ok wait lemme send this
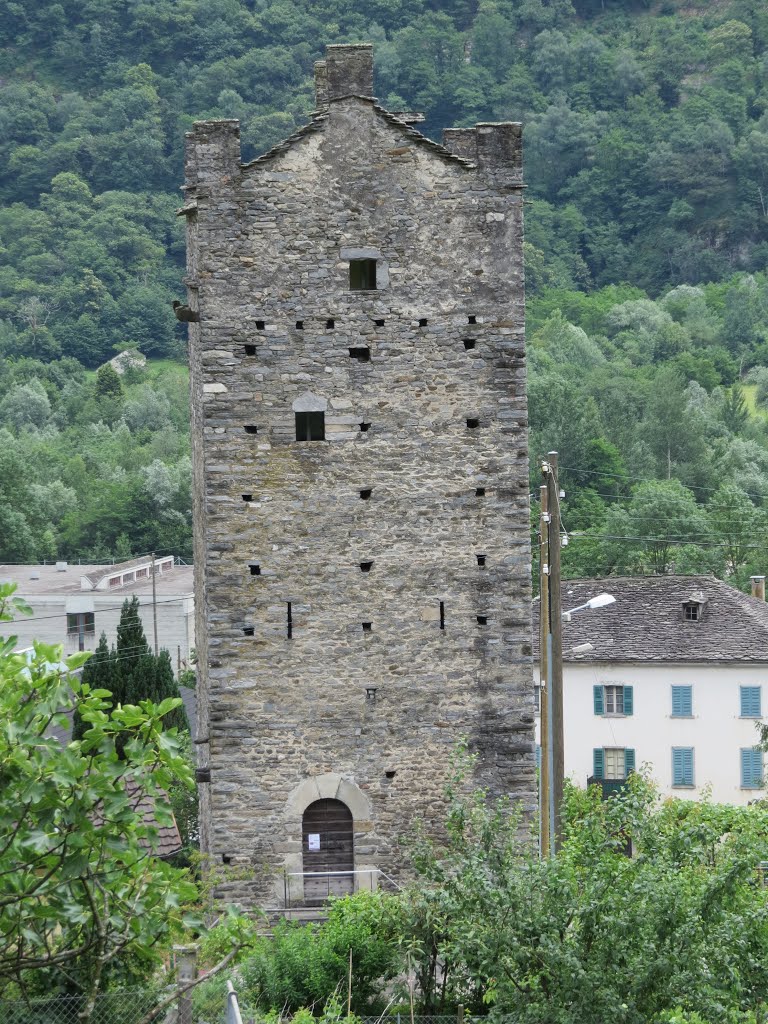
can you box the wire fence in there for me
[0,989,163,1024]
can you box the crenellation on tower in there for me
[182,42,535,907]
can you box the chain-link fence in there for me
[0,989,164,1024]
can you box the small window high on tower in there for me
[349,259,377,290]
[296,411,325,441]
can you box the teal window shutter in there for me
[535,744,541,769]
[593,748,604,779]
[624,685,633,716]
[624,748,636,777]
[741,686,762,718]
[672,685,692,717]
[673,747,694,786]
[593,685,604,715]
[741,748,763,788]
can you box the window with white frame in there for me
[593,684,633,716]
[593,747,636,781]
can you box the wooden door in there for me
[301,799,354,905]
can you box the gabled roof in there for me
[240,96,477,174]
[536,576,768,663]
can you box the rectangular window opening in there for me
[671,685,692,717]
[468,315,477,324]
[476,554,487,567]
[244,344,257,356]
[287,602,292,639]
[295,320,304,330]
[605,685,624,715]
[742,747,763,788]
[256,320,265,330]
[242,494,253,502]
[604,747,626,780]
[439,601,445,630]
[295,411,325,441]
[360,422,371,432]
[242,626,254,636]
[672,747,695,787]
[374,318,385,327]
[467,418,480,429]
[362,621,372,632]
[475,487,486,497]
[418,318,428,327]
[326,318,335,329]
[67,612,95,652]
[463,338,476,350]
[249,563,261,576]
[360,488,372,500]
[349,259,377,290]
[477,615,488,625]
[360,561,373,572]
[741,685,762,718]
[244,425,258,434]
[349,347,371,362]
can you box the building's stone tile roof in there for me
[537,575,768,663]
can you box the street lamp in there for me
[563,592,616,621]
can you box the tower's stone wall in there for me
[183,44,534,905]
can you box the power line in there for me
[558,465,768,503]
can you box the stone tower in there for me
[181,43,534,907]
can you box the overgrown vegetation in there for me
[196,772,768,1024]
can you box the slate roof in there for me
[535,576,768,663]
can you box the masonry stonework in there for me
[182,43,535,906]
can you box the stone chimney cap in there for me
[324,43,374,102]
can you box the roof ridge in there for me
[238,97,477,173]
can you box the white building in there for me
[0,556,195,670]
[536,576,768,806]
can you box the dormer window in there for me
[682,591,707,621]
[683,602,700,621]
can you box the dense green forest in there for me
[3,0,768,580]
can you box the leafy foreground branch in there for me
[213,772,768,1024]
[0,584,255,1017]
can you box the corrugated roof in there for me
[535,576,768,663]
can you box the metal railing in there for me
[281,867,402,912]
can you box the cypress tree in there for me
[73,598,188,747]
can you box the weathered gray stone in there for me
[182,42,534,908]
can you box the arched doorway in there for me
[302,799,354,905]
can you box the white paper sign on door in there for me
[308,833,320,851]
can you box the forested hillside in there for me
[3,0,768,581]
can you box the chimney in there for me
[751,575,765,601]
[184,120,241,189]
[313,60,329,110]
[474,122,523,186]
[324,44,374,102]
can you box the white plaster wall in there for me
[11,597,195,670]
[536,662,768,806]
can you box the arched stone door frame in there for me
[281,773,374,907]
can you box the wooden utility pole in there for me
[151,551,159,656]
[539,481,551,858]
[546,452,564,851]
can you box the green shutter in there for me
[624,748,636,777]
[742,747,763,788]
[624,685,633,716]
[672,748,681,784]
[593,685,604,715]
[593,748,604,780]
[673,747,694,786]
[741,686,762,718]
